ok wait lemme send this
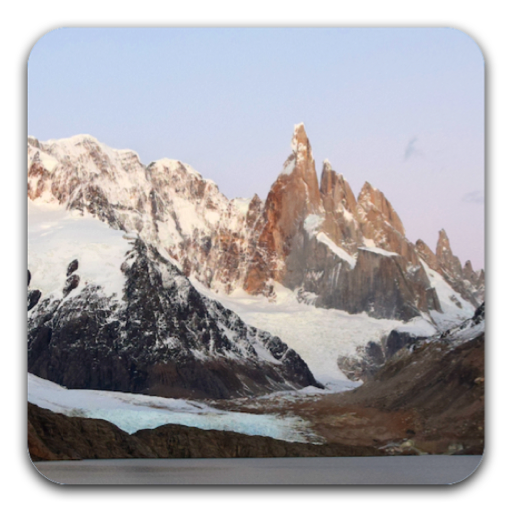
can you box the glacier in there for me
[28,374,323,444]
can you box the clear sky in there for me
[28,28,485,269]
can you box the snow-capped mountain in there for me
[27,202,319,399]
[27,127,484,394]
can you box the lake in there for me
[33,455,482,485]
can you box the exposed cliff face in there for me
[319,161,361,253]
[27,125,483,323]
[241,127,443,321]
[244,123,324,295]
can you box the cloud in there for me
[404,137,423,161]
[462,190,485,204]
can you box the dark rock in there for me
[385,330,423,359]
[66,259,79,276]
[62,274,80,296]
[27,289,41,311]
[473,302,485,324]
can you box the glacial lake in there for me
[33,455,482,485]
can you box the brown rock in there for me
[415,239,440,271]
[319,161,361,253]
[244,124,323,293]
[28,403,155,461]
[436,229,464,279]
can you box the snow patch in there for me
[420,259,475,328]
[38,151,59,173]
[394,316,437,337]
[303,214,324,237]
[151,158,201,178]
[316,233,356,268]
[359,246,398,257]
[232,197,251,216]
[280,157,296,176]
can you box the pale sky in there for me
[28,28,485,269]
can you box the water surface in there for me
[33,455,482,485]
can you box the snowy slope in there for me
[27,198,319,399]
[420,260,475,329]
[28,200,131,300]
[190,279,437,388]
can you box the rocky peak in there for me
[290,122,309,156]
[463,260,474,274]
[318,160,361,252]
[415,239,440,271]
[353,181,419,266]
[430,229,483,307]
[462,260,478,286]
[436,229,463,278]
[27,128,483,323]
[28,136,40,149]
[243,125,324,294]
[320,160,358,215]
[277,124,322,213]
[357,182,405,237]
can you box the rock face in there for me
[27,126,483,323]
[27,238,320,399]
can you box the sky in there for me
[28,28,485,269]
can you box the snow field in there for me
[191,279,425,388]
[28,200,131,300]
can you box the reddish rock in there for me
[415,239,440,271]
[244,123,323,293]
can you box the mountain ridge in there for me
[27,125,483,323]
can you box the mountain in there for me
[27,126,484,397]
